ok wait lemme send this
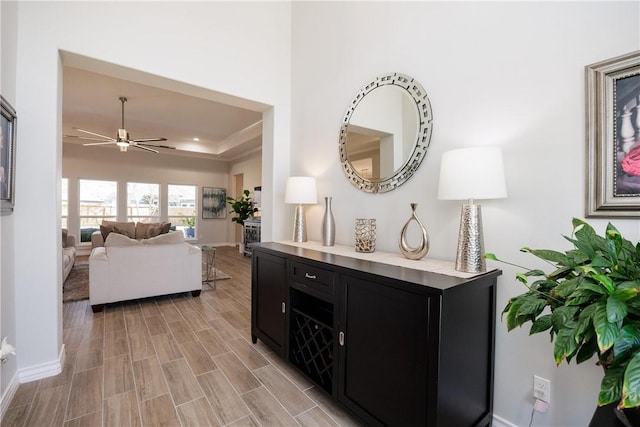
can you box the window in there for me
[79,179,117,242]
[127,182,160,224]
[168,184,196,237]
[61,178,68,229]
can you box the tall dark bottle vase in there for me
[322,196,335,246]
[399,203,429,260]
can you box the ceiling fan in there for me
[65,97,176,153]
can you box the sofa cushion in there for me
[141,231,184,245]
[105,232,142,247]
[101,221,136,240]
[135,222,172,239]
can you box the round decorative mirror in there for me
[339,73,433,193]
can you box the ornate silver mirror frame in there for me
[339,73,433,193]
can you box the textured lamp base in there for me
[292,204,307,242]
[455,203,486,273]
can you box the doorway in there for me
[234,173,244,245]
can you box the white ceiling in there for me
[62,66,263,161]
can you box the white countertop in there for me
[275,240,494,279]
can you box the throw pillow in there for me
[160,222,172,235]
[101,221,135,240]
[112,225,132,237]
[146,224,164,238]
[135,222,152,240]
[104,232,142,247]
[135,222,172,239]
[62,228,68,248]
[141,231,185,245]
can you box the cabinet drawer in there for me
[290,260,335,295]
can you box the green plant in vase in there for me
[226,189,257,226]
[181,216,195,238]
[485,218,640,423]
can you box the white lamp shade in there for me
[285,176,318,204]
[438,147,507,200]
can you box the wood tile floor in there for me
[3,246,362,427]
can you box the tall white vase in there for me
[322,196,335,246]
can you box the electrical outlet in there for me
[533,375,551,403]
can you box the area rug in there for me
[62,262,231,302]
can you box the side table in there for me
[200,245,217,289]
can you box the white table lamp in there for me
[285,176,318,242]
[438,147,507,273]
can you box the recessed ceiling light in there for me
[193,137,200,142]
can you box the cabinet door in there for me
[338,274,432,427]
[251,250,287,356]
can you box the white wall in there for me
[0,0,19,414]
[291,2,640,426]
[63,143,236,248]
[12,0,291,388]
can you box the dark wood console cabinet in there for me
[251,242,501,427]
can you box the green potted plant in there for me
[181,216,195,238]
[227,189,258,253]
[485,218,640,425]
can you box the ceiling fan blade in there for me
[131,137,168,143]
[73,127,115,140]
[83,141,118,146]
[64,135,115,142]
[138,143,176,150]
[131,144,159,154]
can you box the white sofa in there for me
[89,232,201,312]
[62,229,77,282]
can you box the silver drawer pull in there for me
[339,331,345,346]
[305,272,317,279]
[282,302,286,314]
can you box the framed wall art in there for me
[202,187,227,219]
[1,96,17,215]
[586,50,640,217]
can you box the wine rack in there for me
[289,289,334,393]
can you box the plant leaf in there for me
[591,255,613,268]
[607,296,628,323]
[551,306,579,331]
[613,323,640,358]
[576,338,598,364]
[516,296,547,318]
[524,248,571,265]
[613,287,640,301]
[505,298,526,331]
[592,273,616,294]
[622,351,640,408]
[529,315,552,335]
[575,304,597,342]
[598,366,624,406]
[578,280,608,295]
[554,278,580,298]
[594,301,621,352]
[554,328,577,364]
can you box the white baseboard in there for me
[17,344,65,383]
[0,370,19,422]
[493,414,518,427]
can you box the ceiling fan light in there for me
[119,145,128,152]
